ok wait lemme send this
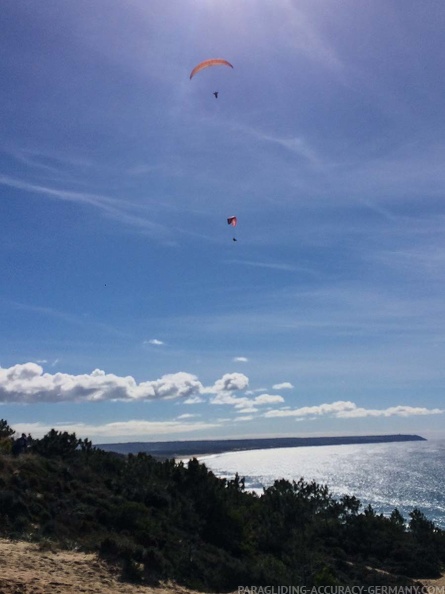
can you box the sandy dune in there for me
[0,539,199,594]
[1,537,444,592]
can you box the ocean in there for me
[198,438,445,529]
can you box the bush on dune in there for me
[0,421,444,590]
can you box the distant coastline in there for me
[98,433,426,458]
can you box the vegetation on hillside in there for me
[1,419,444,591]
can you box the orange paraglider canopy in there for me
[227,216,237,227]
[190,59,233,79]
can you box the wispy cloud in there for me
[272,382,294,390]
[334,143,445,204]
[279,0,346,75]
[11,419,222,441]
[264,401,443,420]
[184,396,206,405]
[169,284,445,343]
[2,146,92,175]
[0,174,120,209]
[145,339,165,346]
[36,358,60,367]
[0,174,169,237]
[242,126,323,167]
[1,298,130,339]
[211,387,284,411]
[227,259,301,273]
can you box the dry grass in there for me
[0,537,443,592]
[0,538,202,594]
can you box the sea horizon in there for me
[198,438,445,530]
[98,432,426,458]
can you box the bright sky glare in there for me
[1,1,445,442]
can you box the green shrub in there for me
[0,418,444,590]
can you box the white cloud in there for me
[0,363,254,407]
[272,382,294,390]
[11,419,222,441]
[265,401,357,418]
[233,356,248,363]
[212,392,248,406]
[145,339,164,346]
[0,363,204,403]
[264,400,444,420]
[7,364,439,426]
[235,407,258,414]
[214,393,284,413]
[254,394,285,405]
[183,396,206,405]
[336,405,444,419]
[210,372,249,394]
[245,388,268,396]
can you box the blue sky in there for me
[1,0,445,442]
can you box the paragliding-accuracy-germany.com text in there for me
[237,585,445,594]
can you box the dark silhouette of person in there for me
[12,433,28,456]
[213,91,219,98]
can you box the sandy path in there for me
[1,538,444,592]
[0,539,198,594]
[421,575,445,587]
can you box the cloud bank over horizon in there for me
[1,363,442,442]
